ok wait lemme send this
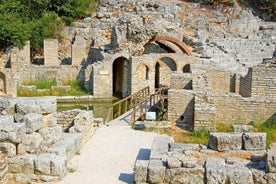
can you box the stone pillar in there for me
[72,44,86,66]
[44,39,59,66]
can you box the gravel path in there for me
[58,120,157,184]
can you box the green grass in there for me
[23,79,56,89]
[253,118,276,149]
[18,79,89,97]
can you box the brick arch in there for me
[149,35,192,56]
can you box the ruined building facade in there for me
[0,0,275,130]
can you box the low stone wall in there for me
[57,109,81,131]
[0,97,99,183]
[134,132,276,184]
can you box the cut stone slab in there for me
[167,157,182,169]
[134,160,149,183]
[47,133,80,160]
[23,113,43,133]
[165,166,204,184]
[208,133,242,151]
[148,159,166,184]
[169,143,200,152]
[242,133,266,150]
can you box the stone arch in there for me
[137,64,150,80]
[159,56,177,71]
[0,72,7,96]
[183,64,191,73]
[149,35,192,56]
[112,57,130,98]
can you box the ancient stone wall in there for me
[0,97,98,183]
[212,92,276,125]
[134,133,276,184]
[168,89,194,130]
[0,152,8,184]
[44,39,59,66]
[57,109,81,131]
[251,65,276,99]
[170,73,192,90]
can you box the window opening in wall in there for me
[145,66,149,80]
[183,64,191,73]
[155,63,160,88]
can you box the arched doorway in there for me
[113,57,130,98]
[155,63,160,88]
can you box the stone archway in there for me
[112,57,130,98]
[148,35,192,56]
[0,72,6,96]
[183,64,191,73]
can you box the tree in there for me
[0,0,97,51]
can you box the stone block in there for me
[242,133,266,150]
[148,159,166,183]
[35,153,66,177]
[0,143,16,157]
[47,133,80,160]
[180,156,197,168]
[169,143,200,152]
[38,126,62,146]
[206,165,227,184]
[264,173,276,183]
[167,157,182,169]
[1,122,25,143]
[134,160,149,183]
[0,98,16,114]
[165,167,204,184]
[267,143,276,173]
[208,133,242,151]
[151,135,173,151]
[43,114,57,127]
[15,97,56,115]
[23,113,43,133]
[226,165,254,184]
[19,132,43,154]
[232,124,253,133]
[8,155,36,174]
[251,169,267,184]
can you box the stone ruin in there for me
[0,97,101,183]
[0,0,275,182]
[134,132,276,184]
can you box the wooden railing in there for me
[105,86,150,123]
[131,87,169,124]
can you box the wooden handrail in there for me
[131,86,169,124]
[105,86,150,123]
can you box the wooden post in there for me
[118,103,121,116]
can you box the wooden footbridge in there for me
[105,86,169,124]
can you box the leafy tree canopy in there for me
[0,0,97,51]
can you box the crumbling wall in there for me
[0,97,99,183]
[134,133,276,184]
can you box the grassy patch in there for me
[23,79,56,89]
[252,119,276,149]
[68,167,77,173]
[18,79,89,97]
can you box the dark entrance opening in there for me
[155,62,160,88]
[113,57,129,98]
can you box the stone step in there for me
[47,133,80,161]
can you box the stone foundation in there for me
[134,133,276,184]
[0,97,99,183]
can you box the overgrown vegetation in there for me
[0,0,97,52]
[18,79,88,97]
